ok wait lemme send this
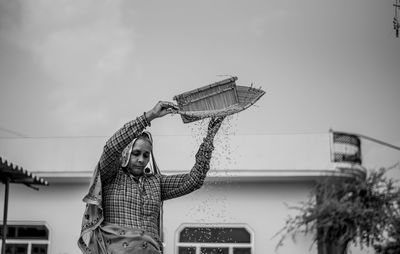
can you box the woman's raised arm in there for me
[161,116,225,200]
[99,101,178,184]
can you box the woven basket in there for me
[173,77,265,123]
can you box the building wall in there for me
[0,182,87,254]
[1,179,317,254]
[163,180,317,254]
[0,133,334,173]
[0,179,374,254]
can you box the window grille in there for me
[176,224,253,254]
[331,132,362,164]
[0,224,49,254]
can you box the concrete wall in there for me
[163,180,317,254]
[0,179,317,254]
[0,182,87,254]
[0,179,375,254]
[0,133,334,173]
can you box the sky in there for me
[0,0,399,173]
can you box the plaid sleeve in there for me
[160,138,214,201]
[99,115,150,184]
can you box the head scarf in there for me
[121,131,155,175]
[78,131,163,253]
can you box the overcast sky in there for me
[0,0,399,171]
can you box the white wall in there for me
[0,179,375,254]
[1,180,317,254]
[0,182,88,254]
[0,133,334,173]
[163,180,317,254]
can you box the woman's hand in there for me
[205,116,225,140]
[195,116,225,163]
[145,101,179,123]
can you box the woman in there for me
[78,101,225,254]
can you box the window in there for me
[176,224,253,254]
[332,132,362,164]
[0,224,49,254]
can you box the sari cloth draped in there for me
[92,222,161,254]
[78,163,104,253]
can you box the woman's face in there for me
[128,138,152,176]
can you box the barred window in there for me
[0,224,49,254]
[177,224,253,254]
[332,132,362,164]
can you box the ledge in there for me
[33,166,366,184]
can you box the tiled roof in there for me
[0,156,49,186]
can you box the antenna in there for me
[394,0,400,37]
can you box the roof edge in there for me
[33,167,366,184]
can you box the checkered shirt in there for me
[99,115,213,245]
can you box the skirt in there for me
[90,222,162,254]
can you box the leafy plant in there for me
[275,167,400,254]
[374,209,400,254]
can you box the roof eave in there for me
[34,166,366,184]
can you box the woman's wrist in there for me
[204,133,216,143]
[144,110,157,123]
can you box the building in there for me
[0,131,370,254]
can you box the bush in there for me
[374,215,400,254]
[275,167,400,254]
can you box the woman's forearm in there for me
[98,115,149,180]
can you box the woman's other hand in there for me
[205,116,225,140]
[146,101,178,123]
